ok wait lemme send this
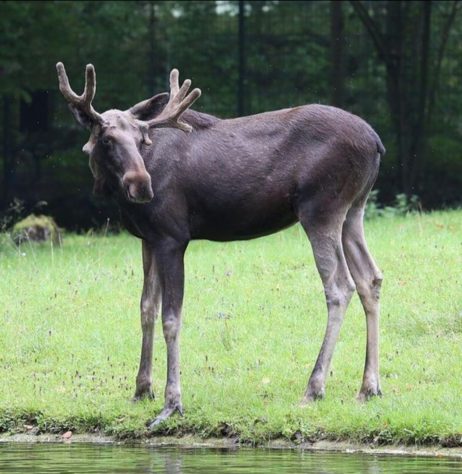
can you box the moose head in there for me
[56,63,201,203]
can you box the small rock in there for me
[62,431,73,439]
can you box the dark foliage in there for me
[0,1,461,229]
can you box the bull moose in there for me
[56,63,384,428]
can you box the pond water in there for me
[0,444,460,473]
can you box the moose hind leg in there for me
[342,206,383,401]
[300,208,356,403]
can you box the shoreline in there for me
[1,433,461,459]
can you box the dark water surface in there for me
[0,444,461,473]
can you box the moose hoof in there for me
[147,403,184,430]
[357,386,382,403]
[300,390,325,406]
[132,387,155,402]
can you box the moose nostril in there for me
[122,172,153,203]
[138,183,154,201]
[126,183,136,200]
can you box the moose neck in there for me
[113,109,219,242]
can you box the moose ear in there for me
[82,128,99,156]
[128,92,170,121]
[68,104,94,130]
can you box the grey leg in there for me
[343,206,383,401]
[300,209,356,403]
[148,239,187,428]
[134,240,162,400]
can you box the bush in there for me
[365,190,421,219]
[11,214,62,246]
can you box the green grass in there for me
[0,211,461,446]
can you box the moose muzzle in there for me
[122,170,154,204]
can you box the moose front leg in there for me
[147,239,187,429]
[134,241,161,400]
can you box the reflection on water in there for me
[0,444,460,474]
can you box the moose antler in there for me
[56,62,103,125]
[146,69,201,133]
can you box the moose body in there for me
[121,105,382,242]
[57,64,384,427]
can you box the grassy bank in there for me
[0,211,461,446]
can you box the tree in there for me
[350,0,460,196]
[330,1,345,107]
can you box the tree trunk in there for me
[330,1,345,107]
[352,0,434,196]
[237,0,246,116]
[2,96,14,203]
[384,1,409,193]
[147,2,157,95]
[408,1,432,193]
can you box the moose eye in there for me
[101,137,111,146]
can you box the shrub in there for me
[11,214,62,246]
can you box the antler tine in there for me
[146,69,201,133]
[83,64,97,103]
[169,69,180,97]
[178,87,201,113]
[176,78,192,101]
[82,64,102,122]
[56,62,80,102]
[56,62,103,124]
[170,69,193,102]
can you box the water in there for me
[0,444,460,473]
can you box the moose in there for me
[56,63,385,428]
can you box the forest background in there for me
[1,1,461,229]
